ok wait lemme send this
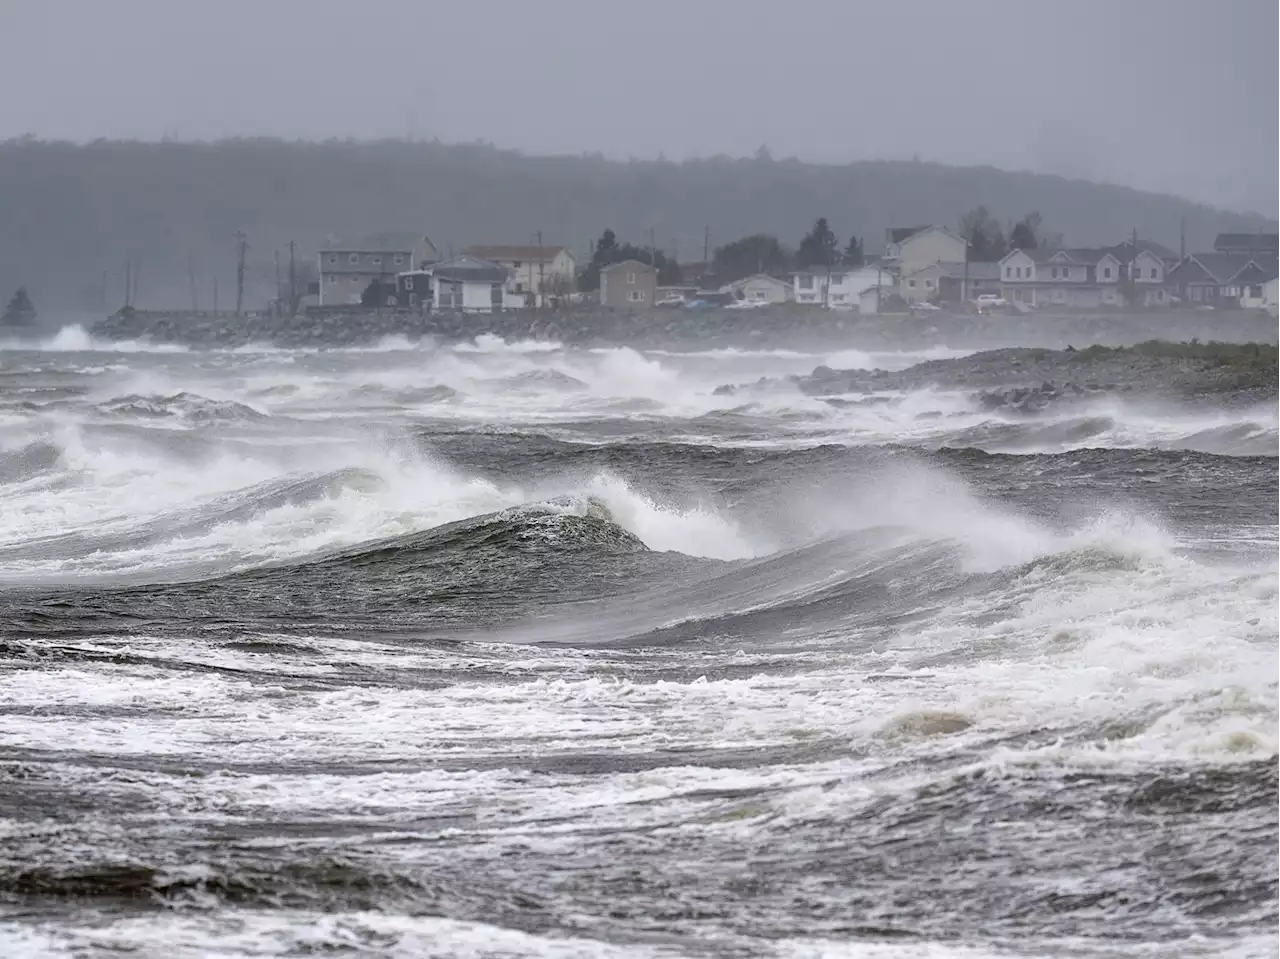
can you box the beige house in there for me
[901,261,1002,303]
[319,232,438,306]
[464,244,577,299]
[883,225,968,277]
[599,259,656,308]
[722,274,792,304]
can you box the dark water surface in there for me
[0,332,1275,958]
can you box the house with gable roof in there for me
[399,254,516,313]
[1166,252,1279,307]
[463,244,577,299]
[882,225,968,277]
[319,232,438,306]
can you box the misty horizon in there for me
[1,0,1275,215]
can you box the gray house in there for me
[319,232,438,306]
[599,259,656,308]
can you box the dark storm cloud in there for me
[1,0,1275,213]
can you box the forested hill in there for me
[1,137,1274,314]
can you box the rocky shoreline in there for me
[88,305,1279,352]
[720,342,1279,412]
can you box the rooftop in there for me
[464,244,570,263]
[1213,232,1278,254]
[427,254,509,284]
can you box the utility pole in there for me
[1179,216,1186,260]
[274,248,282,315]
[234,230,248,316]
[703,225,710,266]
[100,270,108,315]
[188,252,199,312]
[288,241,297,316]
[132,261,141,309]
[213,276,219,314]
[535,229,544,309]
[123,260,132,309]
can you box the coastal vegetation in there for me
[0,137,1271,312]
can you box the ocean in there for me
[0,328,1276,958]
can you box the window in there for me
[394,254,404,265]
[627,290,645,302]
[512,261,522,269]
[328,255,337,264]
[924,279,933,288]
[1149,268,1158,279]
[404,277,414,290]
[908,279,916,288]
[627,271,636,284]
[799,275,814,290]
[1005,267,1012,279]
[349,253,359,264]
[1015,267,1022,279]
[1104,267,1112,279]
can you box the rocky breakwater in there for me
[89,306,863,350]
[720,341,1279,413]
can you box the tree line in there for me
[0,138,1265,312]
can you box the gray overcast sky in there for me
[2,0,1275,214]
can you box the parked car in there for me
[724,298,769,310]
[975,294,1007,307]
[655,293,687,307]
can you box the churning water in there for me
[0,329,1275,958]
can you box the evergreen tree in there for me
[1009,211,1043,250]
[711,234,793,283]
[797,218,839,268]
[577,228,681,291]
[958,206,1008,262]
[1,287,36,328]
[843,235,865,267]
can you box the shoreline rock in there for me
[86,306,1280,353]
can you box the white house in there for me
[998,248,1125,308]
[858,284,898,315]
[419,255,517,313]
[463,244,577,300]
[1260,276,1278,317]
[792,266,884,308]
[722,274,792,304]
[883,226,968,276]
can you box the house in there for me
[900,261,1001,304]
[858,284,900,315]
[463,244,577,299]
[1166,253,1279,307]
[395,270,432,310]
[998,247,1126,308]
[421,255,512,313]
[599,259,656,308]
[1259,276,1279,317]
[792,266,884,308]
[319,232,438,306]
[1213,233,1278,255]
[882,225,968,276]
[721,273,792,304]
